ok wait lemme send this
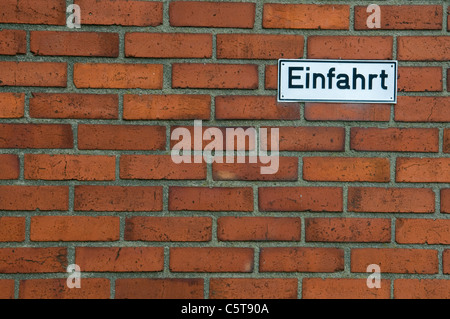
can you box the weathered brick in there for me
[74,63,163,89]
[75,0,162,26]
[263,4,349,30]
[170,1,255,28]
[30,216,120,242]
[75,186,163,212]
[210,278,298,299]
[115,279,204,299]
[172,64,258,89]
[217,34,303,59]
[78,124,165,150]
[126,33,212,58]
[170,248,254,272]
[259,187,343,212]
[0,62,67,87]
[125,217,212,242]
[169,187,253,212]
[76,247,163,272]
[0,30,26,55]
[351,248,438,274]
[306,218,391,243]
[303,157,390,182]
[260,248,344,272]
[348,187,435,213]
[218,217,301,241]
[25,154,115,181]
[30,93,118,119]
[123,95,210,120]
[31,31,119,57]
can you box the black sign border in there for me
[277,59,398,104]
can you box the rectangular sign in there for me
[278,59,397,104]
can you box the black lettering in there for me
[288,67,303,88]
[327,68,336,89]
[352,68,365,90]
[336,74,350,89]
[380,70,388,90]
[313,73,325,89]
[368,74,378,90]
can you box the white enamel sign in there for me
[278,59,398,104]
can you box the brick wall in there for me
[0,0,449,299]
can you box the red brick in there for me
[76,247,163,272]
[210,278,298,299]
[0,0,65,25]
[398,67,442,92]
[0,93,24,118]
[75,186,163,212]
[351,128,439,152]
[126,33,212,58]
[260,247,344,272]
[78,124,165,150]
[306,218,391,243]
[348,187,435,213]
[0,154,19,179]
[265,64,278,90]
[217,34,303,60]
[30,216,120,242]
[0,30,26,55]
[445,130,450,153]
[172,64,258,89]
[396,219,450,244]
[30,93,118,119]
[395,279,450,299]
[20,279,110,299]
[31,31,119,57]
[75,0,162,26]
[263,4,349,30]
[0,280,15,299]
[398,37,450,61]
[0,62,67,87]
[275,127,345,151]
[396,158,450,183]
[169,187,253,212]
[355,5,443,30]
[303,278,390,299]
[213,157,298,181]
[0,124,73,149]
[442,189,450,214]
[115,279,204,299]
[125,217,212,242]
[308,36,393,59]
[0,186,68,211]
[123,94,210,120]
[25,154,115,181]
[74,63,163,89]
[120,155,206,180]
[305,103,390,122]
[445,250,450,274]
[0,217,25,242]
[351,248,438,274]
[170,248,254,272]
[170,1,255,28]
[259,187,343,212]
[215,96,299,120]
[218,217,301,241]
[395,96,450,122]
[303,157,390,182]
[0,248,67,273]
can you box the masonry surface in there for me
[0,0,449,299]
